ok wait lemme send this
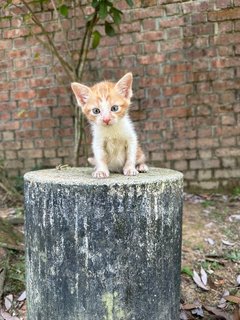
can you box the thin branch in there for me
[21,0,74,80]
[50,0,74,66]
[76,11,99,79]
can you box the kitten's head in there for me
[71,73,133,127]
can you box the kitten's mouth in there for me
[102,121,112,126]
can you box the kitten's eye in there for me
[92,108,100,114]
[111,105,119,112]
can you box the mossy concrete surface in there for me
[24,167,183,320]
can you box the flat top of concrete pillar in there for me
[24,167,183,186]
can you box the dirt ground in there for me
[0,190,240,320]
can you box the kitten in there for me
[71,72,148,178]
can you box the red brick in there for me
[34,119,57,129]
[34,98,57,108]
[0,112,11,121]
[163,85,193,96]
[1,121,20,131]
[9,49,28,58]
[44,149,56,158]
[5,160,23,169]
[12,90,36,100]
[2,141,21,150]
[5,150,17,160]
[208,8,240,21]
[0,40,12,50]
[11,69,33,79]
[160,17,184,28]
[138,54,164,65]
[18,149,43,159]
[3,28,29,39]
[166,150,184,161]
[132,7,164,20]
[136,31,164,42]
[197,138,219,149]
[22,140,34,149]
[21,121,33,130]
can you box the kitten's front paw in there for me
[92,169,109,179]
[123,167,139,176]
[136,163,149,173]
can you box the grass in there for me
[2,250,25,295]
[201,260,223,271]
[225,250,240,262]
[232,186,240,196]
[201,200,216,208]
[181,266,193,277]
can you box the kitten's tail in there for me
[88,157,96,166]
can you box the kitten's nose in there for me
[103,118,111,125]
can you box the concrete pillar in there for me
[24,167,183,320]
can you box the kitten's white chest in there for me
[105,138,126,172]
[92,117,136,172]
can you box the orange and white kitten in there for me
[71,72,148,178]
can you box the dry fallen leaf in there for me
[17,291,26,302]
[200,267,208,286]
[0,310,20,320]
[203,305,230,320]
[229,214,240,222]
[218,290,230,309]
[205,238,215,245]
[4,295,13,312]
[180,310,188,320]
[225,295,240,304]
[191,306,204,317]
[222,239,235,246]
[193,270,209,291]
[237,275,240,286]
[233,305,240,320]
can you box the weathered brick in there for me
[2,131,14,141]
[5,160,23,169]
[44,149,56,158]
[138,54,165,65]
[5,150,17,160]
[18,149,43,159]
[136,31,164,42]
[3,28,29,39]
[222,158,236,168]
[215,169,240,178]
[198,170,212,180]
[2,141,21,150]
[216,148,240,157]
[208,8,240,21]
[174,160,188,171]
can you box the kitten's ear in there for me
[114,72,133,99]
[71,82,91,107]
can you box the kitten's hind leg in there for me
[136,163,149,173]
[136,146,148,173]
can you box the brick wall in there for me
[0,0,240,190]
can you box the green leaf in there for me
[92,30,101,49]
[125,0,133,7]
[34,52,40,59]
[99,2,108,19]
[59,4,68,17]
[110,7,123,25]
[181,266,193,277]
[92,0,99,8]
[105,21,115,36]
